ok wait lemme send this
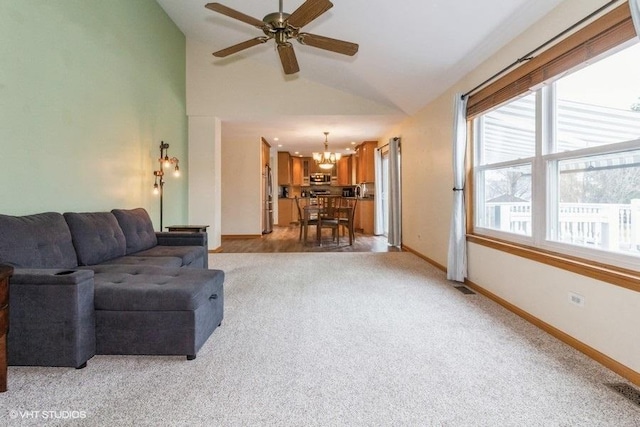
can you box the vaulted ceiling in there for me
[156,0,565,155]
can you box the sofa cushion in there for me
[99,255,183,268]
[0,212,78,269]
[131,245,206,268]
[89,265,224,311]
[64,212,127,266]
[111,208,158,254]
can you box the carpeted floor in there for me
[2,252,639,426]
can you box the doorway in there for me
[375,138,401,247]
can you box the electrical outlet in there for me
[568,292,585,307]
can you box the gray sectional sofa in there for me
[0,208,224,368]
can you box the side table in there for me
[0,264,13,393]
[166,225,209,233]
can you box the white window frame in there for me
[473,62,640,272]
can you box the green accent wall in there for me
[0,0,186,228]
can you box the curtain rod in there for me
[462,0,621,99]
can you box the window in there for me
[475,94,535,237]
[473,40,640,271]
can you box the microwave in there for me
[309,173,331,185]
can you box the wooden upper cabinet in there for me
[307,157,320,175]
[356,141,377,183]
[277,151,292,185]
[337,156,352,186]
[291,157,303,186]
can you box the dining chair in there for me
[316,195,341,244]
[337,197,357,245]
[294,196,318,242]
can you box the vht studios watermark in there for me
[8,410,87,420]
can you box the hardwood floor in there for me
[220,225,401,253]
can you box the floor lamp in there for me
[153,141,180,231]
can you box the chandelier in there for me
[312,132,341,170]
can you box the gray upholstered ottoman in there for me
[88,265,224,359]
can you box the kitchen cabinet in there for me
[293,157,310,185]
[306,157,317,175]
[354,198,375,235]
[356,141,377,183]
[337,156,352,185]
[330,158,338,184]
[277,152,291,185]
[292,157,311,186]
[292,157,303,186]
[278,198,295,225]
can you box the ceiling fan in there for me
[205,0,359,75]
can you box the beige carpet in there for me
[2,252,639,426]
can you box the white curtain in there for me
[446,94,468,282]
[388,138,402,247]
[374,148,384,235]
[631,0,640,39]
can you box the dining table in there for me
[302,198,354,246]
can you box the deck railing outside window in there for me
[484,201,640,255]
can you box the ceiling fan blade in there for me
[277,43,300,75]
[205,3,266,29]
[297,33,358,56]
[286,0,333,29]
[213,37,269,57]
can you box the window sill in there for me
[467,234,640,293]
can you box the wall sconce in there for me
[152,141,180,231]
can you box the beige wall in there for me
[221,136,263,235]
[188,116,222,249]
[391,0,640,375]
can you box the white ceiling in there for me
[155,0,565,156]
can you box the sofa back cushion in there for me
[64,212,127,266]
[0,212,78,268]
[111,208,158,254]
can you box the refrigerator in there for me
[263,164,273,234]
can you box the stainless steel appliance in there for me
[263,165,273,234]
[309,189,331,198]
[309,173,331,185]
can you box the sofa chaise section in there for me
[89,265,224,359]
